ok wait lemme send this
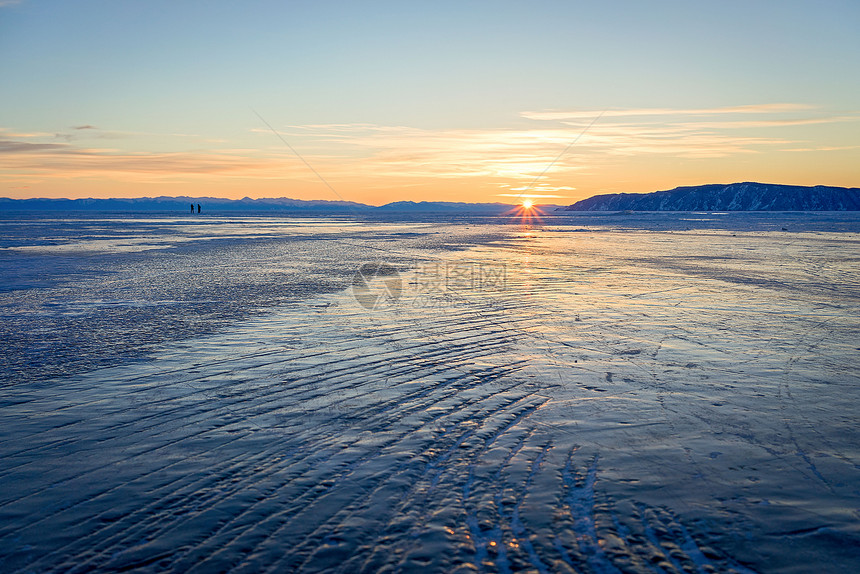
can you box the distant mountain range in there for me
[0,196,367,213]
[562,182,860,211]
[2,182,858,214]
[0,196,531,215]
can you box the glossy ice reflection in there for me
[0,214,858,573]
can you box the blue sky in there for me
[2,0,858,203]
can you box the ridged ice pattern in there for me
[1,215,859,572]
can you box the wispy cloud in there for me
[0,139,69,153]
[259,105,817,179]
[677,116,860,129]
[0,128,56,138]
[0,135,294,180]
[510,104,860,161]
[497,193,570,198]
[781,145,860,152]
[3,103,854,190]
[521,103,816,121]
[263,124,595,181]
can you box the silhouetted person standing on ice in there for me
[197,204,201,214]
[190,203,195,214]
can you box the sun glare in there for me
[522,199,534,210]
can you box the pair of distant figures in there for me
[190,204,201,213]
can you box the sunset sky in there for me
[2,0,859,205]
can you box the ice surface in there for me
[0,213,858,573]
[0,215,503,385]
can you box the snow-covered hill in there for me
[563,182,860,211]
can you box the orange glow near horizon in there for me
[4,165,858,206]
[2,104,859,204]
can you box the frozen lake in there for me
[1,212,859,573]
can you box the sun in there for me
[521,199,534,210]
